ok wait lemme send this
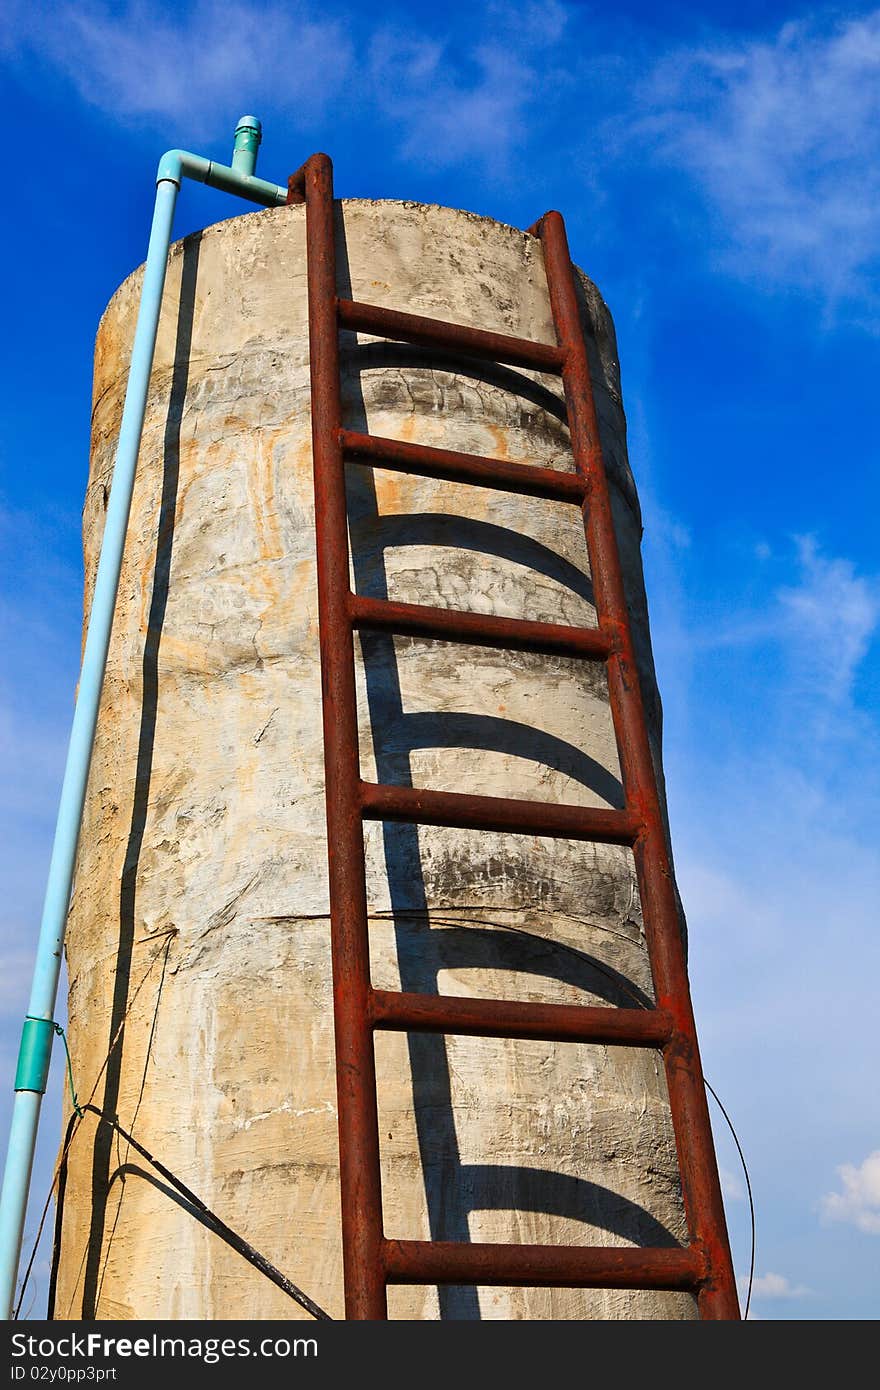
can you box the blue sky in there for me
[1,0,879,1320]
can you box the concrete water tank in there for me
[52,198,697,1320]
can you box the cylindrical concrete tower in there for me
[52,198,697,1320]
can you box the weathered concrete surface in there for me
[53,199,697,1320]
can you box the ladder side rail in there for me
[537,210,739,1320]
[303,153,388,1320]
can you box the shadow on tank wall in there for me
[54,214,682,1321]
[333,218,680,1319]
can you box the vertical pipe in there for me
[538,210,739,1319]
[0,176,180,1320]
[231,116,262,177]
[304,154,387,1319]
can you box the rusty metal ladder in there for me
[287,153,739,1320]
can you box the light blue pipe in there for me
[232,115,262,176]
[0,119,287,1320]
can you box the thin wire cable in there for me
[78,1105,332,1320]
[22,1020,83,1119]
[703,1078,755,1320]
[14,942,174,1318]
[54,1025,84,1119]
[474,917,756,1317]
[17,917,752,1321]
[501,917,755,1318]
[14,937,332,1322]
[373,911,756,1318]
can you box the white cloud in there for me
[486,0,569,50]
[643,13,880,318]
[1,0,566,170]
[0,950,38,1019]
[0,699,67,823]
[740,1271,812,1299]
[822,1151,880,1235]
[680,535,879,713]
[4,1,353,135]
[368,33,540,170]
[719,1165,745,1204]
[778,535,880,705]
[5,2,880,315]
[663,629,880,1299]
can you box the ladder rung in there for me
[382,1239,706,1291]
[371,989,672,1047]
[350,594,611,660]
[340,429,586,503]
[338,299,566,374]
[360,782,639,844]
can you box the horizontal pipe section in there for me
[156,150,287,206]
[337,299,565,374]
[340,429,586,503]
[349,594,612,660]
[360,782,639,844]
[383,1240,706,1290]
[370,990,672,1047]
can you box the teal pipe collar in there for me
[232,115,262,176]
[13,1020,54,1095]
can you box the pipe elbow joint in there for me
[156,150,185,187]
